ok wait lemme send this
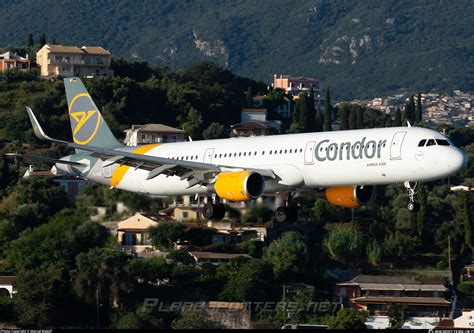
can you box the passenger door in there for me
[390,131,407,160]
[204,148,214,164]
[304,141,316,165]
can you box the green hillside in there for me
[0,0,473,98]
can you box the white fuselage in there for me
[59,126,467,197]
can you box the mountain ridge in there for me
[0,0,473,99]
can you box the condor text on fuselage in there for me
[315,137,388,162]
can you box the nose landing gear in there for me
[404,181,421,212]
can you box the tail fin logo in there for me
[69,93,101,145]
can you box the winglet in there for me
[26,106,66,144]
[407,120,412,128]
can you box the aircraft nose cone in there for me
[447,148,467,174]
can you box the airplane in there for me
[8,77,468,222]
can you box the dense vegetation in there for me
[0,60,472,328]
[0,0,473,98]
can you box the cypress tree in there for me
[415,93,422,123]
[314,106,323,132]
[38,33,47,47]
[307,90,317,132]
[340,104,349,130]
[245,87,253,108]
[356,107,364,129]
[297,93,310,132]
[394,107,402,126]
[404,95,416,123]
[26,33,34,48]
[348,107,357,130]
[324,88,332,131]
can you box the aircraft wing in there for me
[26,107,276,188]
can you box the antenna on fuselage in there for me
[407,121,412,128]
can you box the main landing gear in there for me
[404,181,421,213]
[275,192,298,223]
[201,201,226,220]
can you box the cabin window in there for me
[280,150,283,154]
[300,148,303,153]
[418,139,427,147]
[284,149,287,154]
[239,152,242,156]
[269,151,272,155]
[262,151,265,155]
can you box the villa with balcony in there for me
[36,44,113,78]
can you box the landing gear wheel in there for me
[275,207,288,223]
[275,206,298,223]
[214,203,226,220]
[407,202,421,212]
[201,203,226,220]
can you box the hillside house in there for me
[0,51,30,72]
[336,274,451,318]
[124,124,185,146]
[117,213,162,253]
[0,276,16,298]
[36,44,113,78]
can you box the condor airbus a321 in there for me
[11,78,468,222]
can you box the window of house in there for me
[151,134,157,142]
[141,134,146,142]
[171,135,177,142]
[162,134,168,142]
[183,212,189,218]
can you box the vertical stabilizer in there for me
[64,77,122,151]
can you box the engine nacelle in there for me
[325,185,376,208]
[213,171,264,202]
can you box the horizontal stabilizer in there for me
[4,153,84,166]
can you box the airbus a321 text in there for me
[8,77,468,222]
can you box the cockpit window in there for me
[436,139,450,146]
[426,139,436,146]
[418,139,427,147]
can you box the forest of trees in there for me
[0,58,472,328]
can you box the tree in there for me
[388,304,405,328]
[457,282,474,296]
[326,307,367,329]
[314,105,323,132]
[218,259,274,302]
[181,107,203,139]
[245,86,253,107]
[129,257,170,284]
[356,107,364,129]
[367,241,382,267]
[339,104,349,130]
[26,33,34,48]
[262,231,310,281]
[296,93,310,132]
[202,122,226,139]
[415,93,422,123]
[74,247,133,325]
[394,107,402,126]
[323,227,365,267]
[404,95,415,123]
[14,266,71,326]
[148,221,186,250]
[38,33,47,47]
[313,198,328,222]
[323,88,332,131]
[348,107,357,130]
[171,308,221,329]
